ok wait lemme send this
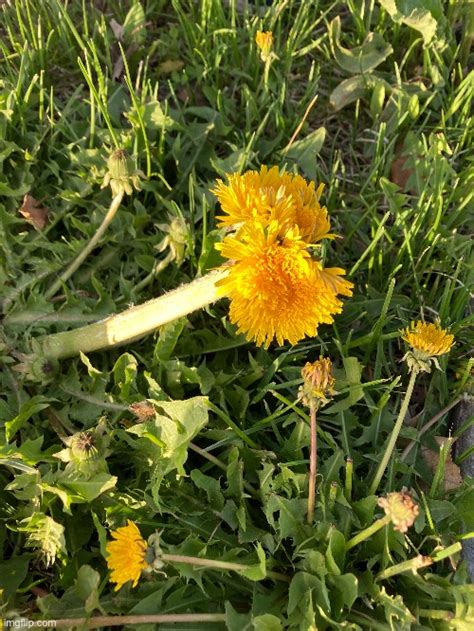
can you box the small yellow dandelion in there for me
[216,222,352,347]
[212,165,333,243]
[377,490,419,533]
[300,357,336,408]
[401,320,454,373]
[106,520,149,591]
[255,31,273,62]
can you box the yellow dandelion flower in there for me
[255,31,273,62]
[300,357,336,408]
[401,320,454,373]
[377,490,419,533]
[212,166,333,244]
[106,520,149,591]
[216,222,353,347]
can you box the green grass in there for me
[0,0,473,628]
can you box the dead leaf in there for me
[159,60,185,75]
[110,18,124,41]
[422,436,463,491]
[19,194,49,230]
[129,401,155,420]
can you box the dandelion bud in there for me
[101,149,143,197]
[299,357,335,409]
[377,490,419,533]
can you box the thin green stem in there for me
[346,515,391,551]
[376,555,433,581]
[45,192,124,300]
[161,553,289,582]
[23,614,226,628]
[369,370,418,495]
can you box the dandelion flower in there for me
[300,357,336,408]
[401,320,454,373]
[255,31,273,62]
[212,166,333,244]
[378,490,419,533]
[106,520,148,591]
[216,222,352,347]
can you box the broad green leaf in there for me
[378,0,446,46]
[225,602,252,631]
[191,469,225,511]
[128,397,209,501]
[5,396,52,441]
[252,614,283,631]
[330,75,391,111]
[0,556,29,599]
[283,127,326,179]
[113,352,138,398]
[329,17,393,73]
[332,573,359,610]
[74,565,101,615]
[325,528,346,575]
[61,472,117,502]
[240,543,266,581]
[154,318,186,363]
[123,1,146,45]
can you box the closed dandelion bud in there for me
[370,82,385,119]
[101,149,144,197]
[408,94,420,119]
[156,215,189,266]
[299,357,335,409]
[377,490,419,533]
[401,320,454,374]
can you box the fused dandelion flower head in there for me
[401,320,454,373]
[378,490,419,533]
[106,520,149,591]
[255,31,273,62]
[299,357,336,409]
[213,166,352,347]
[216,222,352,347]
[212,165,332,243]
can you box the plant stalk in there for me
[369,370,417,495]
[307,405,318,525]
[23,614,226,628]
[45,191,124,300]
[161,553,289,582]
[39,269,227,359]
[346,515,391,551]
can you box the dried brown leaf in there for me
[422,436,462,491]
[19,194,49,231]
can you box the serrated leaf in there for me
[329,17,393,73]
[74,565,101,615]
[5,396,52,441]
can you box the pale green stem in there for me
[24,614,226,628]
[161,553,290,582]
[376,555,433,581]
[369,370,418,495]
[307,405,317,525]
[39,269,227,359]
[346,515,391,551]
[45,191,124,300]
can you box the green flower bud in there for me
[101,149,144,197]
